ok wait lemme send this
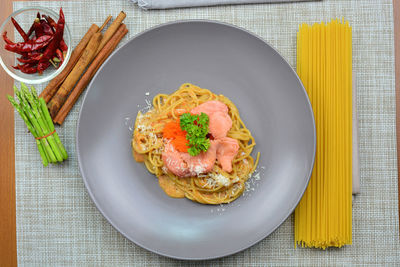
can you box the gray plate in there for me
[76,20,315,260]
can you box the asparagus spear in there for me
[7,95,49,166]
[21,84,64,162]
[16,87,58,163]
[13,85,24,105]
[30,85,68,160]
[39,98,68,160]
[8,83,68,166]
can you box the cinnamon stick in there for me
[40,24,99,103]
[99,15,112,32]
[47,32,102,118]
[54,24,128,125]
[96,11,126,55]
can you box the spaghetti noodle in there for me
[132,83,259,204]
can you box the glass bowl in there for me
[0,7,71,84]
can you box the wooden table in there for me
[0,0,16,266]
[0,1,399,266]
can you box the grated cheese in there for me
[162,166,168,173]
[211,173,231,187]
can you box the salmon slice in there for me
[162,141,219,177]
[163,137,239,176]
[180,140,219,176]
[162,142,189,177]
[191,100,228,114]
[191,101,232,139]
[208,111,232,139]
[216,137,239,173]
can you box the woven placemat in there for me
[14,0,399,265]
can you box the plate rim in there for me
[76,19,316,260]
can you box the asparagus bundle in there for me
[8,83,68,166]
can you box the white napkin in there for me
[132,0,321,10]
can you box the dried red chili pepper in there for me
[17,57,37,64]
[17,52,42,64]
[2,31,13,45]
[59,40,68,52]
[27,51,43,61]
[27,23,35,38]
[4,35,53,54]
[26,12,41,38]
[17,50,42,61]
[38,61,50,73]
[33,18,44,38]
[43,14,68,52]
[43,15,56,29]
[13,63,37,74]
[41,20,54,35]
[42,20,68,52]
[55,48,63,65]
[11,17,29,42]
[38,8,65,74]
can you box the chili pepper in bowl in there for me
[17,51,43,64]
[43,14,68,52]
[2,31,13,45]
[26,12,40,38]
[2,8,68,75]
[4,34,53,53]
[55,48,63,65]
[13,63,38,74]
[11,17,29,42]
[17,56,39,64]
[38,8,65,74]
[33,18,44,37]
[43,15,56,30]
[41,20,54,35]
[59,39,68,52]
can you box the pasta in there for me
[294,20,352,248]
[132,83,259,204]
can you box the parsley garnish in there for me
[180,112,210,156]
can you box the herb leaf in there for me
[180,112,210,156]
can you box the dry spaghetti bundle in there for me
[294,20,352,248]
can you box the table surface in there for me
[0,3,61,266]
[1,0,399,266]
[1,1,17,266]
